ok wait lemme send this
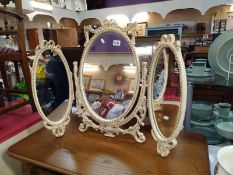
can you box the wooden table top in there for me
[8,115,210,175]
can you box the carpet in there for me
[0,105,41,143]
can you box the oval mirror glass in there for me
[32,48,72,123]
[82,31,139,120]
[152,48,181,138]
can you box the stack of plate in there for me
[186,66,214,83]
[191,101,213,126]
[190,101,224,145]
[191,126,224,145]
[215,122,233,140]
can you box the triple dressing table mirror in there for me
[31,40,74,137]
[31,21,187,157]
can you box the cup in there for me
[219,103,231,117]
[195,59,207,67]
[214,146,233,175]
[191,62,205,75]
[214,103,220,113]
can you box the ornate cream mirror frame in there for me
[73,20,147,143]
[147,34,187,157]
[31,40,74,137]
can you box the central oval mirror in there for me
[75,21,146,142]
[82,31,139,121]
[31,41,73,137]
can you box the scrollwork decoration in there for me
[73,61,147,143]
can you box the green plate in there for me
[187,72,213,78]
[191,119,215,127]
[214,111,233,119]
[208,30,233,78]
[216,122,233,133]
[215,122,233,139]
[191,126,224,145]
[191,115,212,121]
[192,103,213,111]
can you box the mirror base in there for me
[78,112,146,142]
[74,62,148,143]
[151,123,178,157]
[104,133,116,137]
[156,139,177,157]
[77,98,147,142]
[44,116,70,137]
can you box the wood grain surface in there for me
[8,115,210,175]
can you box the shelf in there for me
[0,100,30,115]
[135,35,180,46]
[136,35,179,41]
[0,89,28,94]
[136,34,212,42]
[0,0,36,114]
[86,90,134,95]
[0,0,15,6]
[0,8,23,20]
[0,30,17,36]
[0,52,22,62]
[88,52,132,54]
[182,34,212,38]
[136,36,160,42]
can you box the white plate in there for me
[208,29,233,78]
[217,146,233,174]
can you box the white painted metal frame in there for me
[31,40,74,137]
[73,20,147,143]
[147,34,187,157]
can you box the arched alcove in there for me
[80,18,101,27]
[78,18,101,38]
[24,14,60,50]
[204,5,230,17]
[59,18,79,28]
[32,14,59,28]
[161,8,209,33]
[164,8,202,23]
[147,12,163,27]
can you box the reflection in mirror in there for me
[83,32,136,120]
[36,50,69,122]
[153,48,180,138]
